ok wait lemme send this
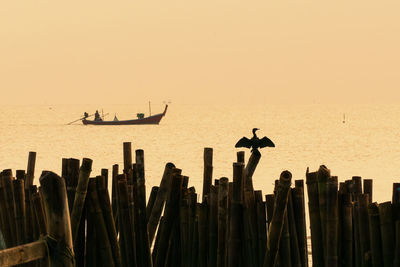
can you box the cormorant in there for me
[235,128,275,154]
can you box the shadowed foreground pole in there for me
[39,171,74,267]
[368,203,384,267]
[70,158,92,243]
[306,168,324,267]
[379,202,395,267]
[147,162,176,245]
[202,147,213,202]
[264,170,292,267]
[25,151,36,189]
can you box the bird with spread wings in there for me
[235,128,275,153]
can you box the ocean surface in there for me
[1,103,400,204]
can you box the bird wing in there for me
[259,136,275,148]
[235,137,252,148]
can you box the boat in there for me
[81,105,168,125]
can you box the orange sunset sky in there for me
[1,1,399,105]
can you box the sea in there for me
[1,103,400,205]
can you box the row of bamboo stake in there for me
[0,144,399,267]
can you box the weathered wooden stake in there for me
[264,170,292,267]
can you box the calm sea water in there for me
[1,103,400,204]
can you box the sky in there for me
[1,1,399,105]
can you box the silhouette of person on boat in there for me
[94,110,102,121]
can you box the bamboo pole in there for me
[197,203,208,267]
[363,179,373,204]
[208,185,218,267]
[117,175,137,267]
[147,162,176,245]
[227,162,244,267]
[16,170,25,180]
[317,165,330,257]
[255,190,266,267]
[236,151,245,164]
[368,203,383,267]
[326,176,339,267]
[152,216,164,263]
[64,158,80,214]
[265,194,274,229]
[134,150,152,267]
[2,171,17,247]
[203,147,213,202]
[112,164,119,229]
[146,186,159,222]
[188,188,197,265]
[357,194,371,267]
[340,193,353,267]
[264,170,292,267]
[293,180,308,267]
[287,190,301,267]
[244,151,261,193]
[0,240,47,267]
[279,212,292,267]
[32,192,47,237]
[86,188,97,267]
[97,185,122,267]
[217,177,229,267]
[394,220,400,267]
[306,168,324,267]
[25,152,36,190]
[87,179,115,267]
[39,171,74,267]
[154,171,183,267]
[70,158,92,244]
[180,196,190,266]
[378,201,395,267]
[101,168,109,189]
[13,179,26,246]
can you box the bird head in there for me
[252,128,259,135]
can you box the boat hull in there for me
[82,105,167,126]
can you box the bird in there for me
[235,128,275,154]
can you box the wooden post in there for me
[117,175,137,267]
[2,171,17,247]
[357,194,371,267]
[236,151,245,164]
[39,171,74,267]
[197,203,208,267]
[0,240,47,267]
[368,203,384,267]
[97,185,122,267]
[87,179,115,267]
[203,147,213,202]
[208,185,218,267]
[265,194,274,229]
[146,186,159,222]
[64,158,80,214]
[378,202,395,267]
[244,151,261,193]
[394,221,400,267]
[25,151,36,189]
[13,179,26,246]
[112,164,119,232]
[264,170,292,267]
[326,176,338,267]
[101,168,109,189]
[293,180,308,267]
[305,168,324,267]
[134,149,152,267]
[340,193,353,267]
[70,158,92,243]
[154,171,183,267]
[317,165,330,257]
[363,179,373,203]
[217,177,229,267]
[32,192,47,236]
[287,190,301,267]
[255,191,267,267]
[147,162,176,245]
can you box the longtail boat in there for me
[81,105,168,125]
